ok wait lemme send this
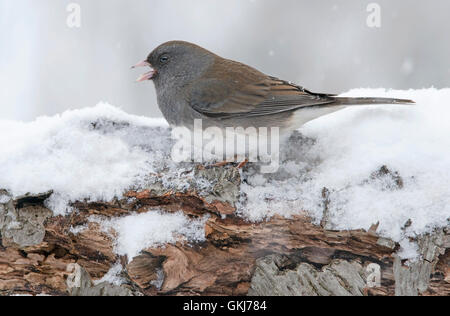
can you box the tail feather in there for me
[333,97,415,106]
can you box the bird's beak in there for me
[132,60,157,82]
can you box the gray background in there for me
[1,0,449,121]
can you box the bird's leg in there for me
[210,158,249,169]
[211,160,232,168]
[210,153,238,168]
[237,158,249,169]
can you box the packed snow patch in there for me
[91,211,207,261]
[93,263,126,286]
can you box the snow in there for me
[93,263,126,286]
[397,239,420,263]
[0,89,449,260]
[91,211,207,261]
[240,88,450,250]
[0,193,11,204]
[0,103,169,215]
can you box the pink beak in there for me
[132,60,157,82]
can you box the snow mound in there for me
[0,103,170,214]
[0,89,449,260]
[241,88,450,248]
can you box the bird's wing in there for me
[188,76,337,120]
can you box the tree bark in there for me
[0,167,448,296]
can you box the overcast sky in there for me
[1,0,449,121]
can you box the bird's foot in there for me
[206,158,249,169]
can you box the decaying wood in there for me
[0,166,448,296]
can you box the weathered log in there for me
[0,166,448,296]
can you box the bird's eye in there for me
[159,55,169,64]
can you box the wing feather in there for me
[187,61,337,119]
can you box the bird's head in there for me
[133,41,216,89]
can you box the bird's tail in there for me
[333,97,415,106]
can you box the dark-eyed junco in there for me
[133,41,413,133]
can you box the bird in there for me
[133,40,413,135]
